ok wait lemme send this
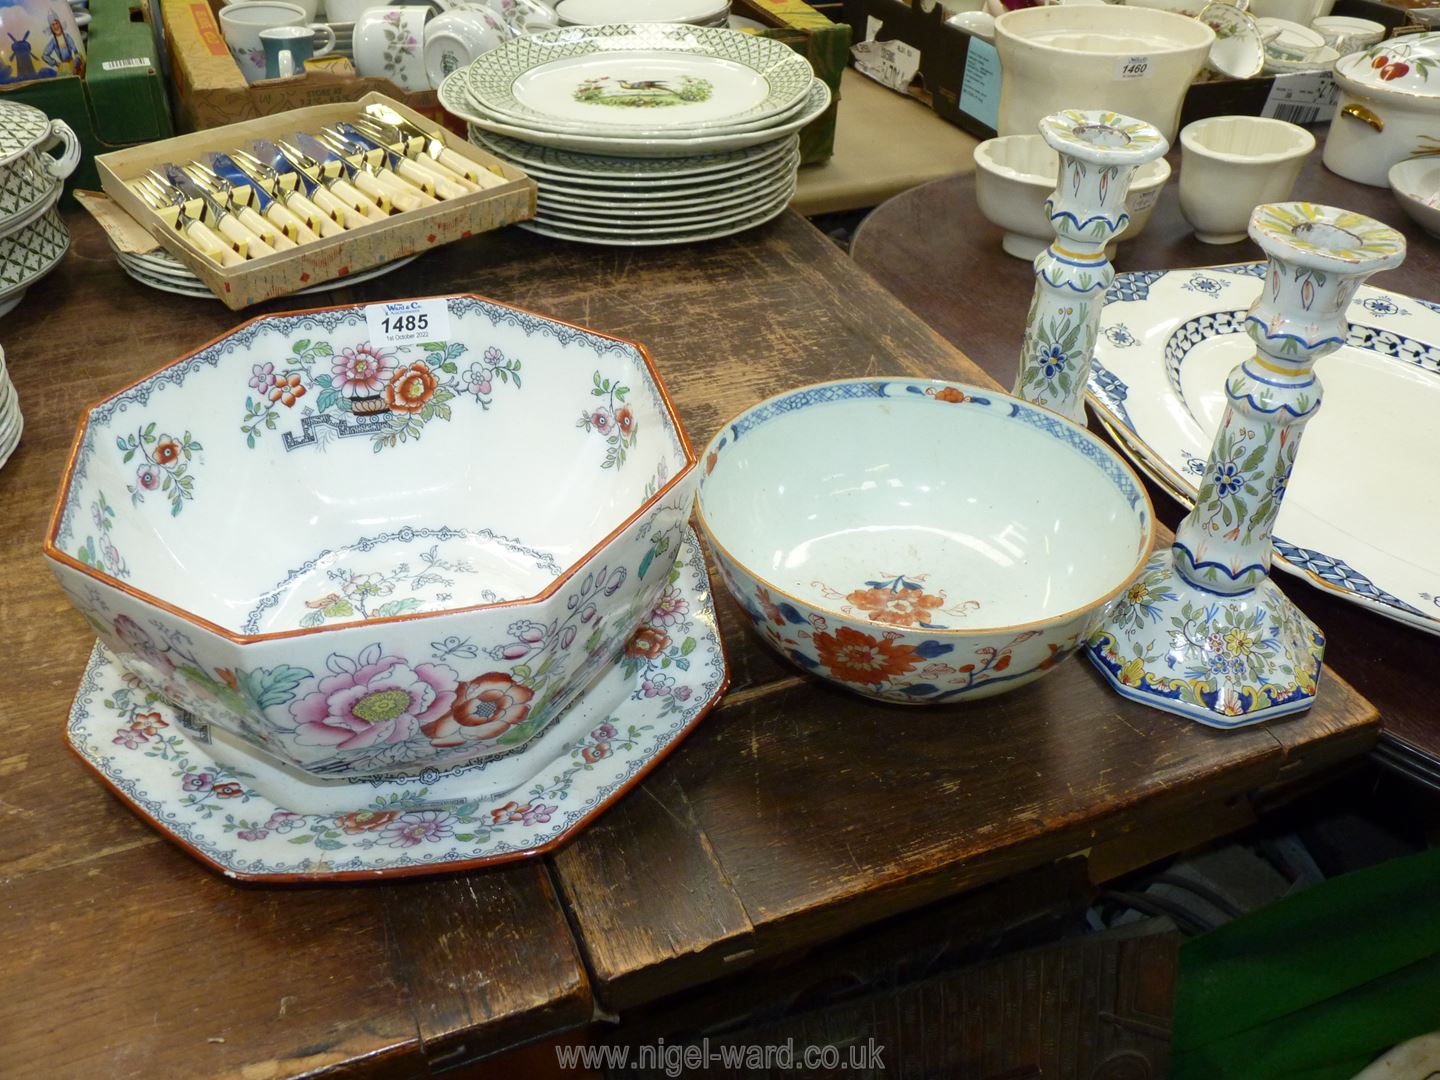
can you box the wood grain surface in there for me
[0,204,1379,1075]
[850,137,1440,779]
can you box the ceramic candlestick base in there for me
[1086,202,1406,727]
[1012,109,1168,425]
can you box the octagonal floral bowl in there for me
[45,294,697,780]
[695,378,1155,704]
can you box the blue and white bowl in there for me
[695,378,1155,704]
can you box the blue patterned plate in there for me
[64,528,728,881]
[1088,264,1440,636]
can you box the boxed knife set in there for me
[96,92,536,310]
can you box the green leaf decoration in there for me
[323,599,355,618]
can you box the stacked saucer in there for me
[108,241,417,300]
[556,0,729,27]
[0,345,20,470]
[0,101,77,318]
[330,20,354,57]
[440,22,828,244]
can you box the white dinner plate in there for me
[536,157,795,220]
[532,171,793,233]
[464,23,813,134]
[535,150,798,209]
[1088,264,1440,636]
[519,181,790,245]
[470,128,796,185]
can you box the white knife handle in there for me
[267,203,320,243]
[351,169,396,213]
[238,205,295,250]
[184,220,243,267]
[372,169,432,211]
[283,192,345,237]
[311,186,365,229]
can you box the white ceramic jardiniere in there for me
[45,294,698,780]
[1178,115,1314,243]
[1325,34,1440,187]
[973,132,1171,260]
[695,378,1155,705]
[1086,202,1405,727]
[993,6,1214,142]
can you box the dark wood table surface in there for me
[0,204,1379,1077]
[851,142,1440,790]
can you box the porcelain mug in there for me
[220,1,335,83]
[353,5,430,89]
[259,24,318,77]
[422,6,504,86]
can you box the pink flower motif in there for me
[113,727,148,749]
[265,811,304,833]
[183,772,214,792]
[249,362,275,392]
[591,409,613,434]
[590,723,617,741]
[650,586,689,627]
[672,685,692,703]
[520,803,555,825]
[236,828,268,841]
[380,811,454,847]
[136,466,160,490]
[332,343,396,399]
[290,649,457,751]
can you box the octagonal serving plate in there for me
[1087,264,1440,635]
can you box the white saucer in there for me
[111,245,422,301]
[65,527,728,881]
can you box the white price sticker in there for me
[1128,187,1161,213]
[1114,55,1152,80]
[365,298,451,349]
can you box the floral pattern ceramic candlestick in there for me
[1014,110,1168,424]
[1087,202,1405,726]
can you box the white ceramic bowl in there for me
[993,6,1213,141]
[1389,156,1440,238]
[1310,15,1383,57]
[1178,115,1314,243]
[974,133,1171,259]
[695,378,1155,705]
[46,295,698,779]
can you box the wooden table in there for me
[0,205,1378,1076]
[850,142,1440,790]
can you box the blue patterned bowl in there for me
[45,294,697,779]
[695,378,1155,704]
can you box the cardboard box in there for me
[0,0,173,191]
[732,0,850,163]
[840,0,1414,141]
[97,92,535,309]
[161,0,441,131]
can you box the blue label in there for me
[959,37,1000,132]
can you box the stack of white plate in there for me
[330,20,354,58]
[109,242,418,300]
[440,22,828,245]
[556,0,729,27]
[0,345,21,471]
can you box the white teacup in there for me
[1310,16,1384,58]
[223,0,321,21]
[1178,115,1315,244]
[422,6,505,86]
[323,0,385,23]
[220,1,335,82]
[354,5,431,89]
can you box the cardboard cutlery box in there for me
[96,92,536,310]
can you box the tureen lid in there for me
[1335,33,1440,100]
[0,100,57,168]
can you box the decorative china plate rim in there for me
[462,22,813,134]
[43,293,698,646]
[471,128,797,184]
[532,172,795,233]
[534,165,796,225]
[63,527,730,882]
[694,376,1157,637]
[533,149,799,209]
[1087,263,1440,636]
[445,72,829,157]
[516,190,790,244]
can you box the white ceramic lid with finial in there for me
[1326,32,1440,186]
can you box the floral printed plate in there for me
[1087,264,1440,636]
[65,528,728,881]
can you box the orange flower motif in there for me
[269,373,306,407]
[813,626,920,685]
[422,672,534,746]
[845,585,946,628]
[217,669,239,691]
[154,438,181,465]
[335,809,402,834]
[129,711,168,737]
[212,781,244,799]
[625,626,670,660]
[616,406,635,436]
[385,361,438,413]
[490,800,531,825]
[932,386,968,403]
[755,587,786,626]
[582,743,611,764]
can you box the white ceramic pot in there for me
[973,132,1171,259]
[0,100,80,229]
[1325,34,1440,188]
[993,6,1214,142]
[1178,114,1314,243]
[219,1,335,83]
[354,5,430,89]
